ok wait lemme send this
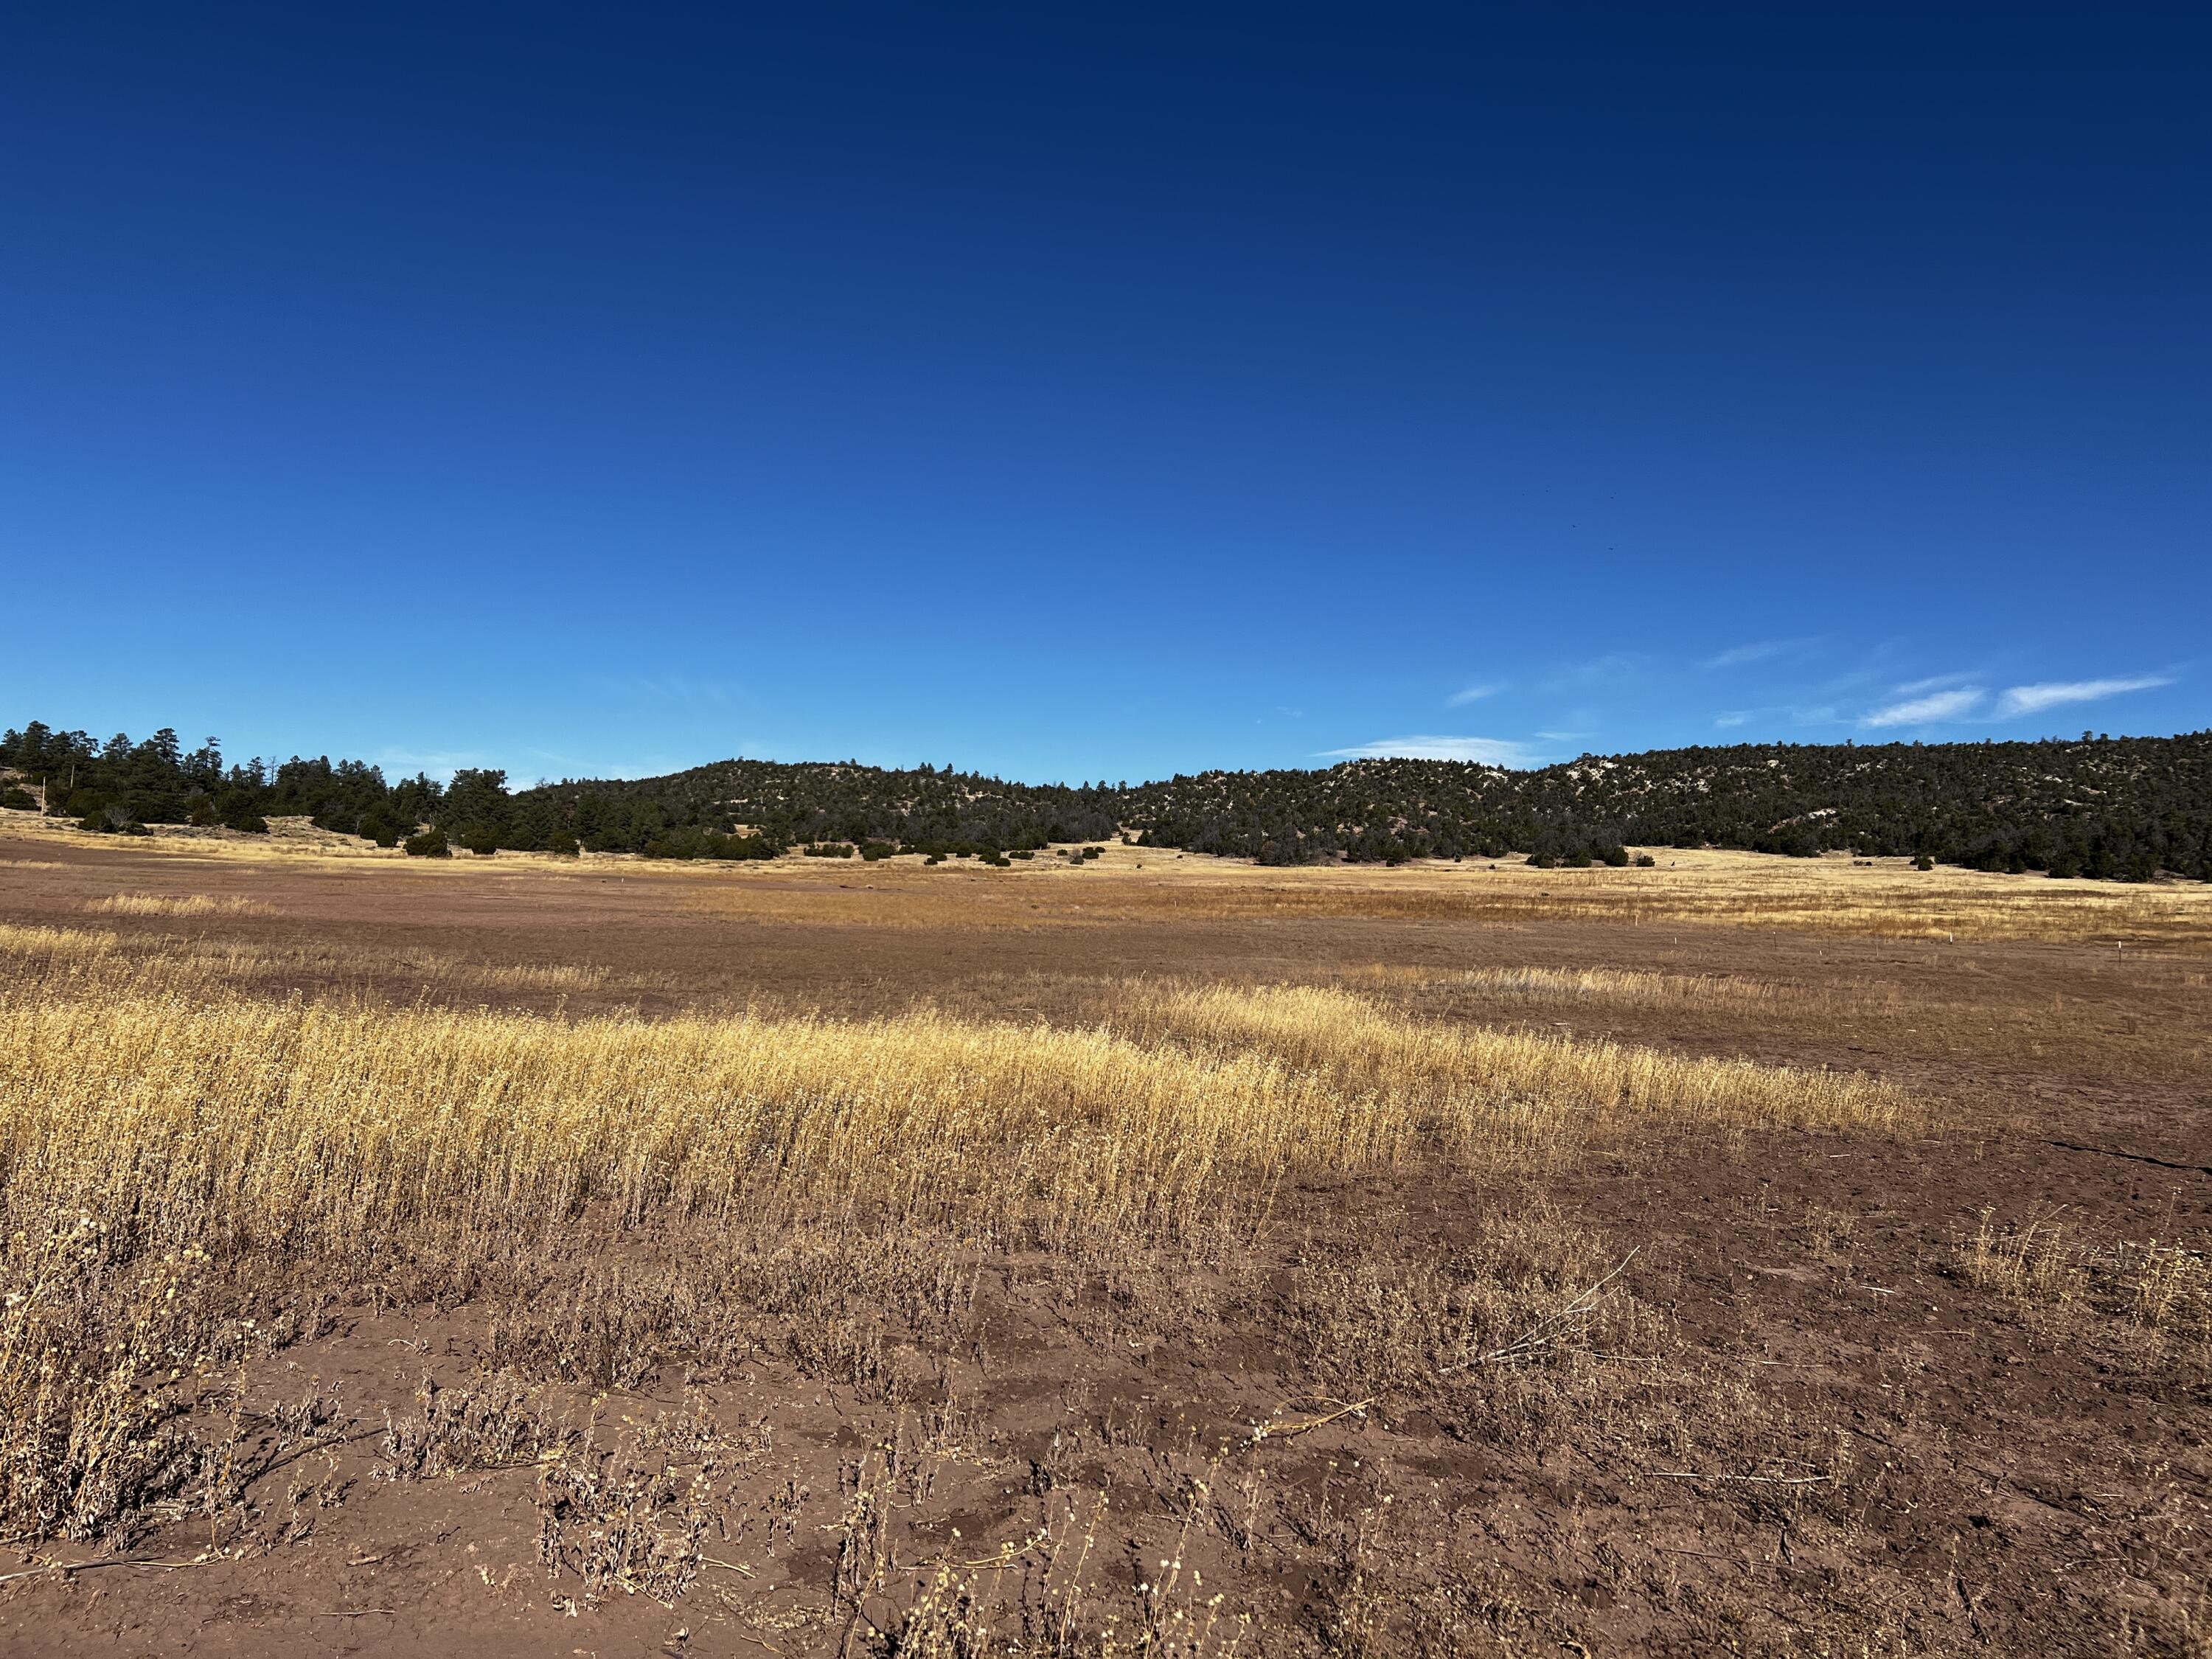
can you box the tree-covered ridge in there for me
[0,722,1118,859]
[1121,734,2212,880]
[4,716,2208,881]
[521,759,1120,857]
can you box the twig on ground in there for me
[1441,1247,1642,1374]
[0,1556,220,1586]
[1241,1397,1377,1449]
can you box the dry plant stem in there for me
[0,1556,218,1585]
[1644,1470,1835,1486]
[1243,1399,1378,1448]
[1441,1248,1642,1373]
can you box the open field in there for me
[2,825,2210,1655]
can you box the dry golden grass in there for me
[86,892,276,918]
[0,966,1907,1273]
[671,847,2212,948]
[1124,983,1908,1145]
[0,949,1911,1546]
[0,922,119,957]
[1961,1208,2211,1363]
[1349,961,1785,1007]
[1068,853,2212,948]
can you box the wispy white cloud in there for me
[1714,712,1749,728]
[1321,735,1542,767]
[1861,687,1984,728]
[1994,675,2173,718]
[1891,672,1973,697]
[1445,682,1502,707]
[1703,639,1815,671]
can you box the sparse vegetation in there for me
[0,825,2205,1652]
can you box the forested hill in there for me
[1119,734,2212,880]
[521,759,1120,856]
[4,715,2208,881]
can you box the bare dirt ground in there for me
[2,824,2208,1656]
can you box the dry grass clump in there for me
[86,893,275,918]
[1442,964,1778,1004]
[1961,1208,2211,1360]
[1127,983,1908,1148]
[0,922,119,957]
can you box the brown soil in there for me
[3,831,2208,1656]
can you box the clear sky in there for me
[4,4,2205,785]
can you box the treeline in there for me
[1119,734,2212,881]
[527,759,1120,857]
[0,722,1119,861]
[6,716,2208,882]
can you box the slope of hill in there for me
[5,715,2208,881]
[521,758,1120,856]
[1121,734,2212,879]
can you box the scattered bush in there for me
[0,787,34,811]
[405,829,451,859]
[1634,853,1657,867]
[462,824,501,856]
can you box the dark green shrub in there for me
[1526,852,1556,869]
[543,830,580,857]
[462,824,501,856]
[222,808,269,833]
[1913,853,1934,871]
[406,829,451,858]
[0,787,33,810]
[1599,844,1630,867]
[1634,852,1657,867]
[186,794,218,827]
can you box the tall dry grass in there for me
[0,922,119,957]
[0,959,1908,1547]
[1352,963,1786,1007]
[1124,983,1907,1147]
[86,893,275,918]
[0,975,1909,1270]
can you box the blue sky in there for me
[4,4,2205,785]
